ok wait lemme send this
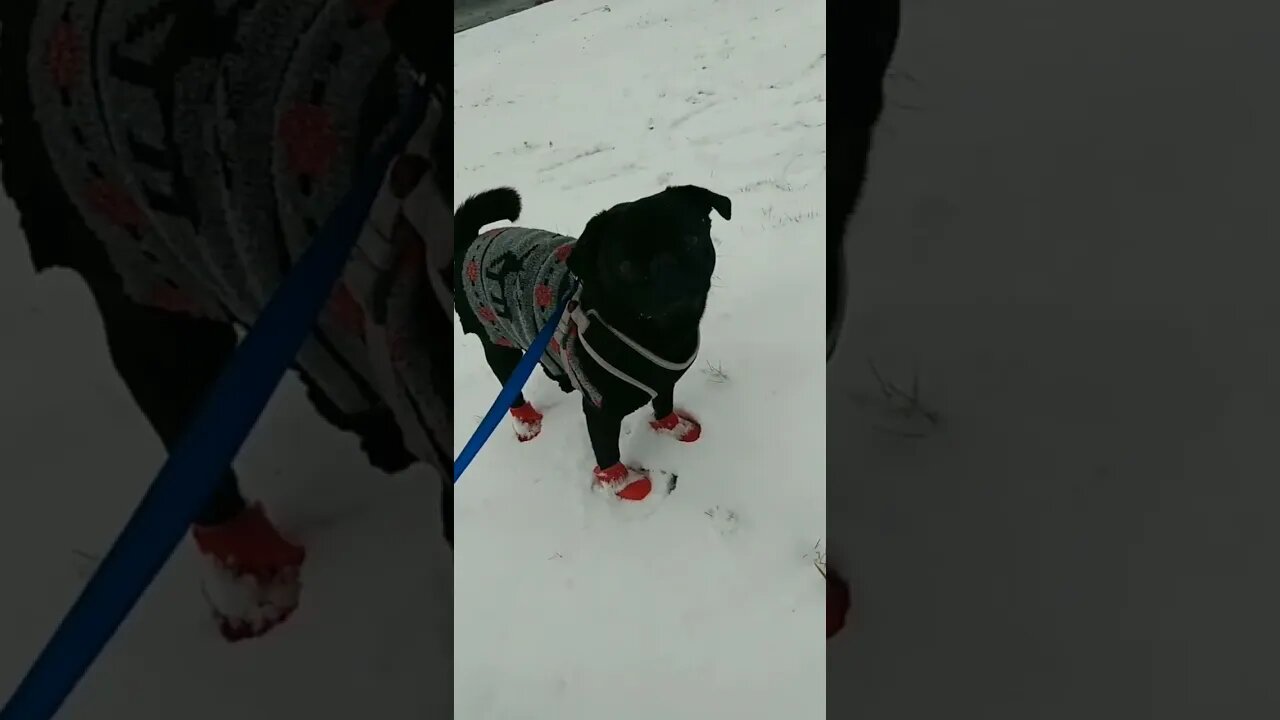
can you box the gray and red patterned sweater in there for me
[22,0,450,470]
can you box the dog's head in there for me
[567,185,731,328]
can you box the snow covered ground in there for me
[0,216,452,720]
[454,1,826,718]
[831,0,1280,717]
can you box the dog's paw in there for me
[593,463,653,502]
[200,564,302,642]
[510,402,544,442]
[827,567,852,639]
[650,410,702,443]
[191,504,305,642]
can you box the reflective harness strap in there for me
[559,289,699,401]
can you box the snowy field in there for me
[831,0,1280,717]
[0,220,451,720]
[454,1,826,718]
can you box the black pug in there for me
[828,0,902,359]
[826,0,902,639]
[455,185,731,501]
[0,0,450,641]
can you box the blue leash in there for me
[0,89,430,720]
[454,280,579,482]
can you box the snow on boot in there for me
[650,410,701,442]
[593,463,653,502]
[191,502,306,642]
[510,402,544,442]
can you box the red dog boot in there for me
[650,410,702,442]
[593,463,653,501]
[827,567,851,638]
[510,402,544,442]
[191,503,306,642]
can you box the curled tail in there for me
[454,187,521,250]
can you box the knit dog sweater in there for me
[24,0,451,470]
[461,226,701,412]
[460,227,604,404]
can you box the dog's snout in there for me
[653,265,705,297]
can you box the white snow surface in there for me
[0,229,452,720]
[830,0,1280,717]
[454,1,826,718]
[0,250,453,719]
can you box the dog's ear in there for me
[667,185,732,221]
[567,209,614,280]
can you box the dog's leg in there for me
[648,386,702,443]
[829,0,901,359]
[87,282,246,516]
[583,399,652,501]
[481,343,545,441]
[440,481,452,546]
[583,400,623,470]
[87,282,304,641]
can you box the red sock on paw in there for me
[593,463,653,501]
[192,503,306,578]
[650,411,701,442]
[510,402,543,442]
[191,503,305,642]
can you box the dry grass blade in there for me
[867,357,941,436]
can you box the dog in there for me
[0,0,451,641]
[826,0,902,638]
[455,185,731,501]
[828,0,902,358]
